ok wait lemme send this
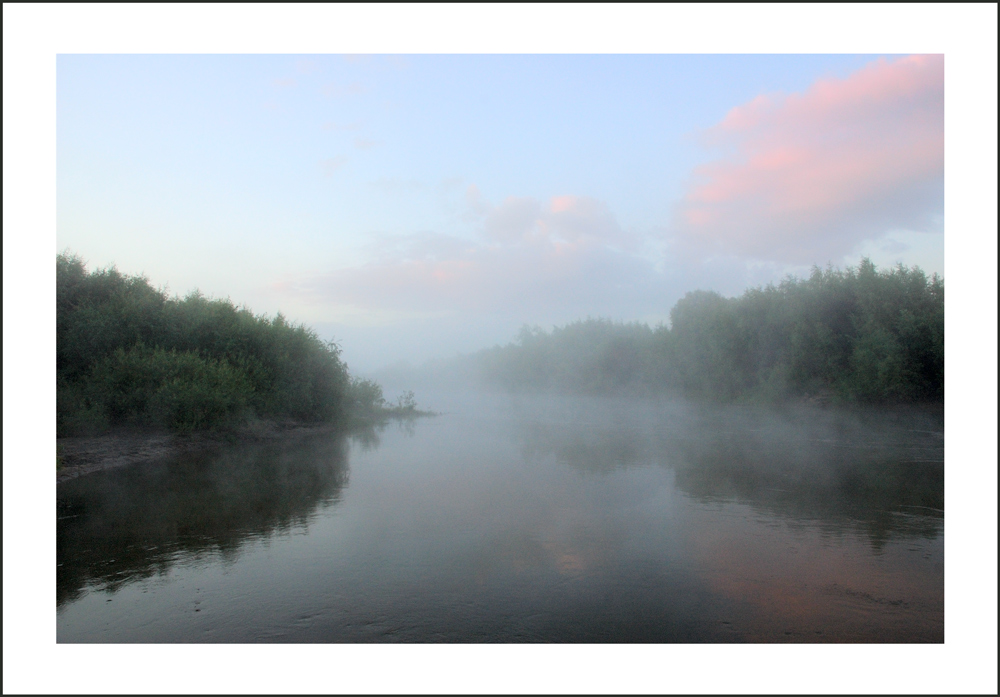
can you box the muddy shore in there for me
[56,420,339,484]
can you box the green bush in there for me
[85,345,252,432]
[57,253,360,436]
[349,377,387,418]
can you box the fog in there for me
[58,385,943,643]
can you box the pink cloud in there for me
[675,55,943,263]
[550,195,577,213]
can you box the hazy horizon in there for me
[57,53,944,373]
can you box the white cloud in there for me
[273,193,674,325]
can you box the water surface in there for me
[57,392,943,642]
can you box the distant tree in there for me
[474,258,943,405]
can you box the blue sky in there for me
[57,52,946,371]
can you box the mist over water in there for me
[57,389,942,643]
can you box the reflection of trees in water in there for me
[669,434,943,550]
[520,423,647,475]
[57,429,369,606]
[349,416,417,453]
[518,405,943,549]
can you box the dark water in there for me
[56,392,943,642]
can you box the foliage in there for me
[56,253,389,436]
[477,259,943,405]
[347,377,387,420]
[345,378,422,423]
[88,345,253,432]
[395,390,417,411]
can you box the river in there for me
[57,391,943,642]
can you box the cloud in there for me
[354,137,381,150]
[272,77,296,88]
[462,184,490,221]
[543,195,638,250]
[483,197,542,242]
[673,54,944,264]
[479,195,637,250]
[320,156,348,176]
[276,193,666,322]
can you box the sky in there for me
[56,52,945,373]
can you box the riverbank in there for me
[56,420,340,484]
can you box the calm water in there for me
[57,392,944,642]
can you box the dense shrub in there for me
[347,377,387,420]
[57,253,355,436]
[88,345,253,432]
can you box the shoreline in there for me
[56,420,340,484]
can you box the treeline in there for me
[478,259,943,404]
[57,253,416,437]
